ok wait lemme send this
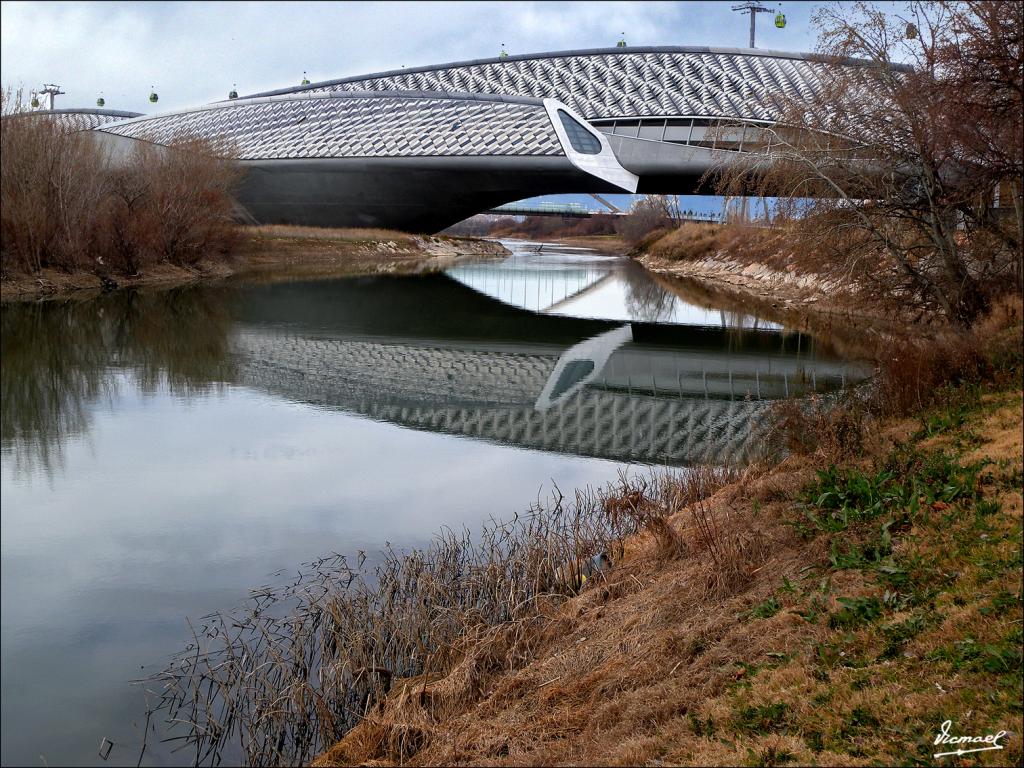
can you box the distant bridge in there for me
[485,201,724,223]
[485,202,615,218]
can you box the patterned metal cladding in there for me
[101,94,563,160]
[266,48,832,122]
[27,109,143,133]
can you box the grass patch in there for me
[748,596,782,619]
[829,596,884,629]
[734,702,792,734]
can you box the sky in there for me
[1,0,825,115]
[0,1,829,214]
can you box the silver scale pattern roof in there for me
[101,94,562,160]
[275,49,831,122]
[30,109,143,133]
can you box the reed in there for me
[136,467,740,766]
[139,481,626,764]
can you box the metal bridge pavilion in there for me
[38,46,906,232]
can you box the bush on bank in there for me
[0,91,241,278]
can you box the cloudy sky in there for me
[2,1,825,115]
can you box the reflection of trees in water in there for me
[1,288,235,478]
[622,264,678,323]
[621,263,772,329]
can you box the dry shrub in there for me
[673,464,744,507]
[130,137,242,267]
[765,395,867,462]
[870,300,1023,417]
[615,196,682,244]
[766,293,1022,459]
[642,221,779,265]
[690,499,768,598]
[1,89,242,277]
[606,489,684,560]
[602,468,742,562]
[1,95,110,274]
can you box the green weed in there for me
[829,596,884,629]
[749,597,782,619]
[735,702,792,734]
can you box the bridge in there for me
[485,202,616,218]
[483,201,724,223]
[48,46,904,232]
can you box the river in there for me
[0,241,867,766]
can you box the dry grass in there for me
[644,222,784,267]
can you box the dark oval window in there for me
[550,359,595,399]
[557,110,602,155]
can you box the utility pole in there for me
[731,1,774,48]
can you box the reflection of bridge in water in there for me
[227,273,868,465]
[447,260,615,314]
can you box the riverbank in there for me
[633,223,929,330]
[0,226,508,302]
[315,374,1023,765]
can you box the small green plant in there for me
[806,730,825,753]
[975,499,1001,516]
[749,596,782,619]
[802,466,905,533]
[912,384,982,439]
[829,596,884,629]
[845,705,880,731]
[981,590,1022,615]
[880,612,930,658]
[689,712,715,737]
[746,745,797,766]
[735,701,792,734]
[924,636,1021,674]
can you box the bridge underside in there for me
[238,155,628,233]
[237,138,727,232]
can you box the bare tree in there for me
[615,195,681,244]
[1,90,243,277]
[714,1,1022,324]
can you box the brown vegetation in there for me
[1,88,241,280]
[455,196,713,247]
[135,470,743,766]
[643,221,781,264]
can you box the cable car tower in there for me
[29,83,65,110]
[730,2,782,48]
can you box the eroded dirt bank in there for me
[0,226,508,302]
[632,223,932,332]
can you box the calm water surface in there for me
[1,242,866,765]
